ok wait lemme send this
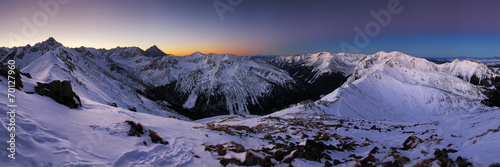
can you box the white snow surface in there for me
[1,84,499,166]
[321,51,486,121]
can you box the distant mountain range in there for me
[2,37,500,120]
[3,38,500,166]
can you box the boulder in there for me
[35,80,81,108]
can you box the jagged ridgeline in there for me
[2,37,500,120]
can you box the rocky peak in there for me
[41,37,62,47]
[145,45,166,57]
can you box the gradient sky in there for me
[1,0,500,57]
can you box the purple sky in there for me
[1,0,500,57]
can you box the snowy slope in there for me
[1,83,499,166]
[320,51,486,121]
[0,81,219,166]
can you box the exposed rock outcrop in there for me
[35,80,81,108]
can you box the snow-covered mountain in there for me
[0,38,323,119]
[0,37,63,69]
[0,38,185,119]
[439,58,500,86]
[140,52,319,119]
[320,51,487,121]
[270,52,365,95]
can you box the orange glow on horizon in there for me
[0,36,261,57]
[162,47,255,56]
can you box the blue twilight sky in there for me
[1,0,500,57]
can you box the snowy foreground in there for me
[1,81,499,167]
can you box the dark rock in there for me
[282,156,295,164]
[370,146,379,154]
[0,63,23,89]
[125,120,144,137]
[233,144,245,153]
[325,161,333,167]
[358,154,376,166]
[314,133,330,141]
[220,158,241,166]
[110,102,118,107]
[21,72,32,78]
[262,147,270,153]
[205,144,227,156]
[323,153,332,161]
[349,154,362,159]
[337,141,357,151]
[402,136,421,150]
[243,152,259,166]
[148,129,168,145]
[243,151,273,166]
[433,149,448,159]
[264,134,273,140]
[455,156,473,167]
[35,80,81,108]
[274,150,285,161]
[444,148,458,153]
[333,159,342,165]
[293,139,331,162]
[288,142,296,150]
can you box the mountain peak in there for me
[189,51,204,57]
[145,45,166,57]
[42,37,62,46]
